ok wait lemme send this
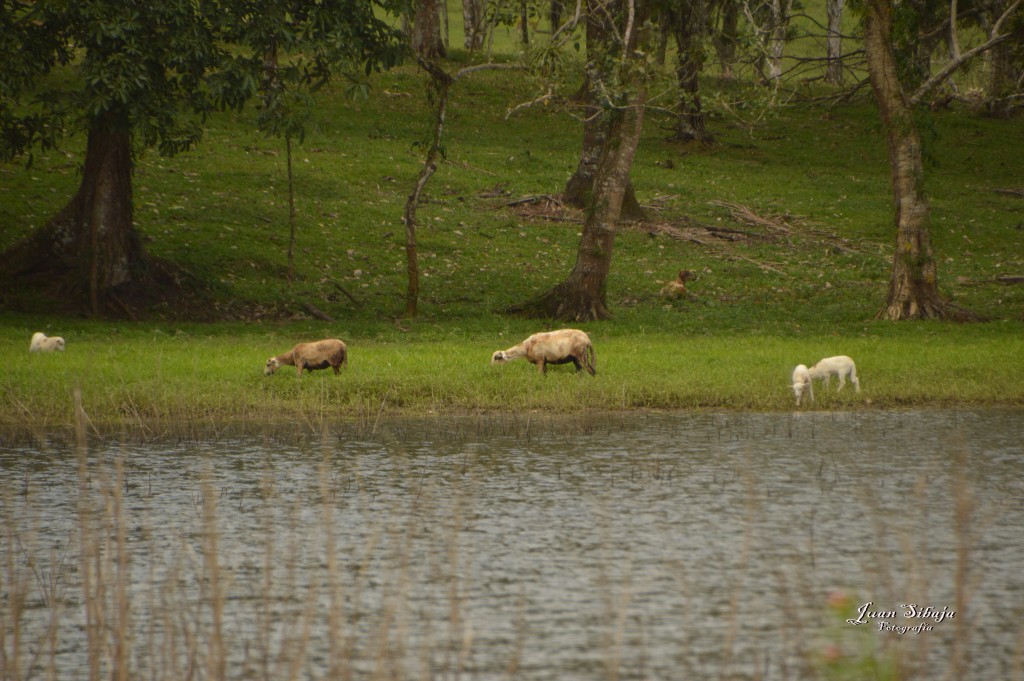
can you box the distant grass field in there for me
[1,3,1022,432]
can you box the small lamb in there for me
[30,332,65,353]
[808,355,861,392]
[791,364,814,406]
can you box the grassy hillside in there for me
[3,62,1022,327]
[1,15,1023,430]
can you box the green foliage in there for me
[0,0,407,161]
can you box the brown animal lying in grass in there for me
[265,339,348,377]
[491,329,596,376]
[659,270,695,299]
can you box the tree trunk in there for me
[825,0,845,84]
[766,0,790,82]
[985,6,1024,117]
[563,9,646,221]
[563,97,646,220]
[520,0,530,45]
[462,0,485,51]
[715,0,739,80]
[671,0,712,143]
[0,110,165,317]
[403,60,453,317]
[550,0,563,32]
[863,0,978,321]
[411,0,447,60]
[512,89,647,321]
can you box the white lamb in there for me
[808,355,860,392]
[30,332,65,353]
[791,364,814,406]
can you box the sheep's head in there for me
[490,351,508,365]
[264,357,281,375]
[50,337,65,351]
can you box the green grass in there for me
[2,7,1023,432]
[1,320,1021,435]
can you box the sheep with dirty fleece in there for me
[30,332,65,353]
[791,364,814,406]
[265,339,348,377]
[491,329,596,376]
[809,355,861,392]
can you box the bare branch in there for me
[550,0,584,47]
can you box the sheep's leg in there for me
[332,364,341,375]
[570,357,583,373]
[837,373,846,391]
[296,361,305,377]
[538,360,547,375]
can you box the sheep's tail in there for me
[584,343,596,376]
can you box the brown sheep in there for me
[491,329,596,376]
[659,269,695,299]
[265,339,348,377]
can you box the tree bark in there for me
[411,0,447,61]
[462,0,485,51]
[512,89,647,321]
[562,8,646,221]
[715,0,739,80]
[0,109,172,317]
[825,0,845,84]
[670,0,712,143]
[403,60,453,317]
[863,0,978,321]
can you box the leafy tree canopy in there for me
[0,0,407,163]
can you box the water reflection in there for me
[2,409,1022,680]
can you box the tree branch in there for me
[909,0,1021,107]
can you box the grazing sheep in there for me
[659,269,695,299]
[809,355,861,392]
[265,339,348,377]
[791,364,814,406]
[491,329,596,376]
[29,332,65,353]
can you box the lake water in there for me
[2,409,1023,680]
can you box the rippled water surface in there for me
[3,409,1023,680]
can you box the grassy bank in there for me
[3,11,1024,433]
[2,316,1022,436]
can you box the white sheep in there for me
[791,364,814,406]
[491,329,596,376]
[29,332,65,353]
[265,339,348,377]
[808,355,861,392]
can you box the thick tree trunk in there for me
[512,90,646,321]
[0,111,161,317]
[863,0,978,321]
[825,0,845,84]
[563,10,646,221]
[411,0,447,60]
[563,96,646,220]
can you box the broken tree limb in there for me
[301,302,335,322]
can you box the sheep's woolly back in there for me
[30,332,65,353]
